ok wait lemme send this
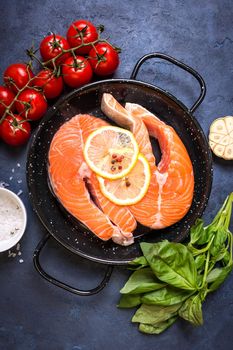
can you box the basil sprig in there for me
[118,193,233,334]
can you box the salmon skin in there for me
[48,115,136,246]
[101,93,194,229]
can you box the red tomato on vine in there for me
[62,56,93,88]
[0,115,31,146]
[0,86,16,117]
[3,63,34,93]
[33,69,63,99]
[15,89,48,121]
[40,34,71,66]
[67,19,98,55]
[89,42,120,76]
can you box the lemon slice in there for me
[83,126,139,179]
[97,154,151,205]
[209,116,233,160]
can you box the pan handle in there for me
[130,52,206,113]
[33,233,113,296]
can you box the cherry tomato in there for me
[3,63,34,93]
[0,115,31,146]
[67,19,98,55]
[89,43,119,76]
[40,34,71,66]
[15,89,48,121]
[33,69,64,99]
[0,86,16,117]
[62,56,93,88]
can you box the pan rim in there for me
[26,78,213,265]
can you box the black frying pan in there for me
[27,53,212,296]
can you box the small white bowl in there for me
[0,187,27,252]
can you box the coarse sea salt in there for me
[0,191,24,243]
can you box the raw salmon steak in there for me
[78,114,137,246]
[101,93,194,229]
[48,115,136,245]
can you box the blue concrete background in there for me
[0,0,233,349]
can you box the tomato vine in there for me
[0,19,120,146]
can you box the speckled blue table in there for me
[0,1,233,349]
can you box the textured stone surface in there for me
[0,0,233,349]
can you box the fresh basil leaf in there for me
[178,294,203,326]
[194,254,206,272]
[139,316,177,334]
[190,219,205,245]
[210,227,228,257]
[206,268,223,284]
[208,264,233,292]
[128,256,148,270]
[198,226,215,245]
[189,218,216,247]
[132,303,181,324]
[223,250,231,265]
[120,267,166,295]
[141,286,193,306]
[118,294,141,308]
[214,248,228,262]
[140,241,198,291]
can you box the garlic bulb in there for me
[209,116,233,160]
